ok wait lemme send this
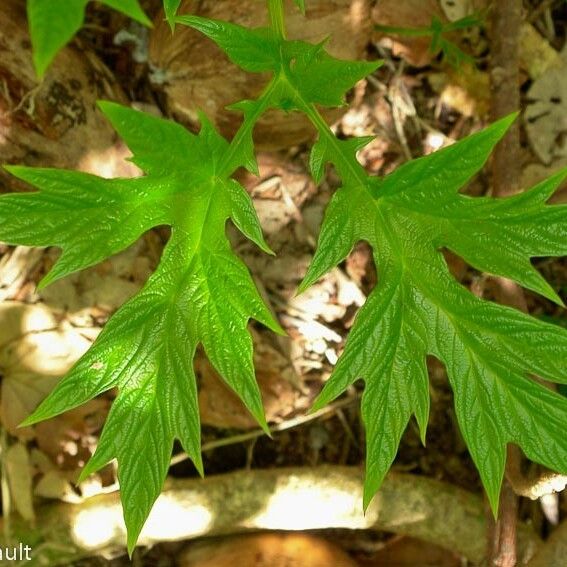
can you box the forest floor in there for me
[1,0,567,566]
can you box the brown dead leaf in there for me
[0,247,44,303]
[0,302,96,439]
[39,240,149,318]
[35,398,108,470]
[525,48,567,165]
[1,371,61,441]
[0,301,57,347]
[358,535,462,567]
[428,62,490,118]
[34,470,74,500]
[149,0,372,150]
[520,24,563,81]
[5,442,35,521]
[522,159,567,204]
[0,0,128,193]
[236,153,315,235]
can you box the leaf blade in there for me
[300,113,567,514]
[5,103,278,548]
[27,0,150,77]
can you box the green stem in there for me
[218,0,288,178]
[218,78,278,178]
[223,0,371,203]
[268,0,287,39]
[296,98,370,190]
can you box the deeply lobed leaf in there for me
[302,118,567,513]
[8,0,567,552]
[180,4,567,515]
[1,102,281,551]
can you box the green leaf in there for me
[300,116,567,514]
[27,0,151,78]
[2,102,281,552]
[176,15,381,110]
[163,0,182,30]
[175,17,278,73]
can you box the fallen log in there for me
[0,466,541,566]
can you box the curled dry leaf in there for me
[0,0,128,192]
[525,49,567,165]
[149,0,372,149]
[4,442,35,521]
[0,302,95,439]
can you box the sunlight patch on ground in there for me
[71,492,213,549]
[72,503,124,549]
[140,494,213,542]
[248,477,371,531]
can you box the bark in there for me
[489,0,522,198]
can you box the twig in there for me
[487,0,567,534]
[75,397,362,500]
[169,394,361,466]
[490,0,522,199]
[488,0,523,564]
[388,63,414,162]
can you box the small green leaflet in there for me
[163,0,182,29]
[375,14,483,68]
[1,103,281,552]
[293,0,306,13]
[180,10,567,515]
[27,0,151,77]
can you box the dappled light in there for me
[1,0,567,565]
